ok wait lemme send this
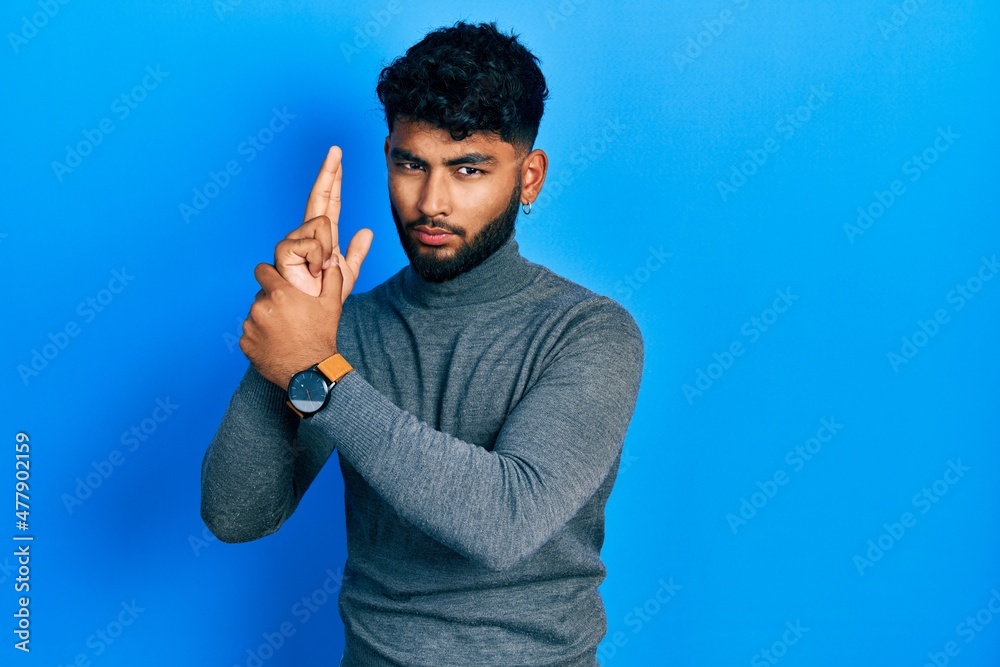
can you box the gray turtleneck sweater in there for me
[200,234,644,667]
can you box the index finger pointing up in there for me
[303,145,343,248]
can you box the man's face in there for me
[384,119,523,283]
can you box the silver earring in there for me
[521,201,532,215]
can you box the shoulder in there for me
[526,266,644,381]
[530,264,643,344]
[524,267,645,403]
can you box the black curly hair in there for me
[375,20,549,158]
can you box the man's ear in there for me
[383,136,390,163]
[520,148,548,204]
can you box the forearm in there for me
[301,329,642,572]
[200,364,307,542]
[303,373,526,569]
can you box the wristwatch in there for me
[285,353,354,418]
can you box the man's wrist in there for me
[285,352,353,419]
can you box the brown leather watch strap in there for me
[316,353,354,383]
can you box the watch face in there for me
[288,370,329,413]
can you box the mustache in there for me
[407,218,462,236]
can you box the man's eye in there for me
[398,163,422,171]
[458,167,483,176]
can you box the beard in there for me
[390,174,522,283]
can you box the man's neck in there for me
[399,235,540,309]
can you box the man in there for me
[200,20,644,667]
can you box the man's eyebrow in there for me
[442,152,498,167]
[390,147,499,167]
[389,147,424,164]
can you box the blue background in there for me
[2,1,998,665]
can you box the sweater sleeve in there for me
[199,363,336,543]
[300,298,645,571]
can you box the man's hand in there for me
[274,146,374,299]
[240,257,345,389]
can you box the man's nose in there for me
[417,171,451,219]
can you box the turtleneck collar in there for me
[398,234,541,309]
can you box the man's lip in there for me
[412,227,455,247]
[413,226,453,235]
